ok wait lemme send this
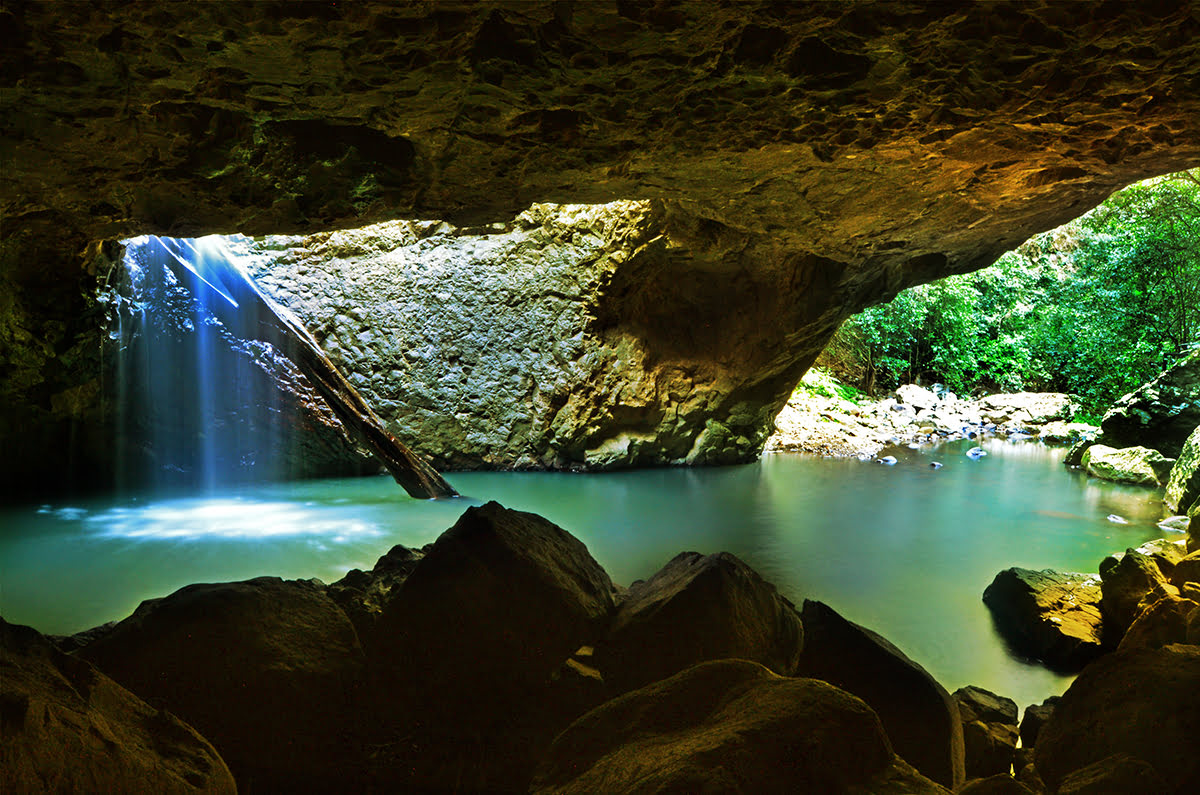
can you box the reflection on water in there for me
[0,439,1171,709]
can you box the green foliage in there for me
[830,169,1200,413]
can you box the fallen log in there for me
[151,235,457,499]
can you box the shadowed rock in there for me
[1099,549,1178,639]
[1100,351,1200,458]
[1,618,235,794]
[1057,753,1169,795]
[954,686,1020,780]
[1117,594,1200,652]
[982,568,1104,670]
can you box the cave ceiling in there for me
[3,0,1200,301]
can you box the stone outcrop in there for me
[977,392,1078,426]
[981,568,1105,670]
[6,1,1200,490]
[326,541,425,654]
[1165,425,1200,514]
[1019,696,1060,749]
[797,599,965,790]
[1099,549,1178,639]
[1033,644,1200,795]
[1116,594,1200,652]
[77,577,368,794]
[0,618,237,795]
[1081,444,1174,486]
[1100,350,1200,458]
[530,659,947,795]
[954,686,1020,780]
[594,550,804,694]
[1057,754,1170,795]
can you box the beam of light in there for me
[152,236,240,308]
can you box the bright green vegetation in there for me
[825,169,1200,413]
[794,367,864,405]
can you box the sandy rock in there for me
[530,659,947,795]
[982,568,1104,670]
[797,600,965,790]
[76,577,363,793]
[595,550,804,694]
[0,618,236,795]
[954,686,1020,780]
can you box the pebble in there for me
[877,455,898,465]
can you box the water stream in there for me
[0,438,1172,710]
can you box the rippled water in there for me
[0,438,1174,709]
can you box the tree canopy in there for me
[822,168,1200,415]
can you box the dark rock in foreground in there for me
[531,658,947,795]
[982,568,1104,670]
[797,599,965,791]
[1057,753,1169,795]
[959,775,1036,794]
[595,550,804,694]
[954,685,1020,780]
[1034,644,1200,795]
[1019,696,1060,749]
[1117,594,1200,652]
[77,577,367,794]
[326,541,425,653]
[0,618,236,795]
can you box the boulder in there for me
[1037,421,1095,445]
[595,551,804,694]
[1063,437,1095,467]
[1019,696,1060,749]
[797,600,965,790]
[1081,444,1173,486]
[1116,594,1200,652]
[1099,549,1178,639]
[1132,537,1188,580]
[530,658,947,795]
[1173,550,1200,588]
[1057,753,1169,795]
[981,568,1104,670]
[953,686,1020,780]
[1034,644,1200,795]
[959,775,1037,794]
[1100,350,1200,458]
[326,542,425,653]
[978,393,1077,425]
[1,618,236,795]
[1164,425,1200,514]
[897,383,940,411]
[78,577,367,794]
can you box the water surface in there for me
[0,438,1172,709]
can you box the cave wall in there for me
[3,0,1200,490]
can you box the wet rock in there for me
[959,775,1037,794]
[1034,645,1200,795]
[1117,594,1200,652]
[530,659,947,795]
[1057,753,1169,795]
[1099,549,1178,638]
[982,568,1104,670]
[1081,444,1173,486]
[797,600,965,790]
[1100,351,1200,458]
[0,618,236,795]
[953,686,1020,779]
[595,550,803,694]
[1164,424,1200,514]
[77,577,366,794]
[1019,696,1060,749]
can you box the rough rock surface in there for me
[1057,754,1169,795]
[797,599,965,790]
[594,550,804,694]
[1173,550,1200,588]
[326,542,425,653]
[1019,696,1060,750]
[0,618,237,795]
[982,568,1105,670]
[1100,350,1200,458]
[6,1,1200,489]
[1033,644,1200,795]
[1081,444,1173,486]
[954,686,1020,780]
[1099,549,1178,639]
[1164,424,1200,514]
[530,659,947,795]
[1116,594,1200,652]
[977,393,1077,425]
[77,576,367,794]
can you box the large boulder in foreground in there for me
[1116,594,1200,652]
[1099,549,1178,639]
[797,600,965,791]
[78,577,366,794]
[1,618,236,795]
[1100,350,1200,458]
[1057,753,1169,795]
[1081,444,1173,486]
[530,659,947,795]
[982,568,1105,670]
[1165,425,1200,514]
[326,541,425,654]
[595,550,804,694]
[953,686,1020,780]
[1034,644,1200,795]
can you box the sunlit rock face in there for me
[4,1,1200,485]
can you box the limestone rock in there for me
[1101,351,1200,458]
[0,618,236,795]
[981,568,1104,670]
[1081,444,1173,486]
[1099,549,1178,639]
[1033,644,1200,795]
[530,659,947,795]
[1117,594,1200,652]
[797,600,965,790]
[1019,696,1060,749]
[1164,425,1200,514]
[1057,753,1169,795]
[77,577,367,794]
[954,686,1020,780]
[595,550,804,694]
